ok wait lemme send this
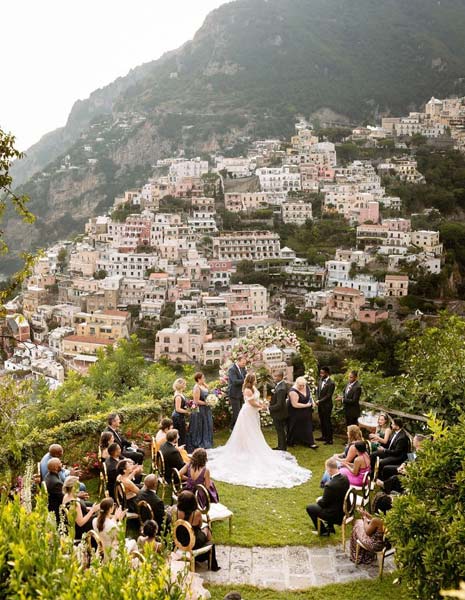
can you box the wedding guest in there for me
[287,376,318,449]
[137,519,161,552]
[92,497,137,559]
[172,379,189,447]
[105,442,121,500]
[155,418,173,447]
[116,459,142,512]
[40,444,86,491]
[371,418,410,479]
[269,370,289,451]
[320,425,364,486]
[339,441,371,486]
[62,476,99,540]
[175,491,220,571]
[227,356,247,429]
[45,458,65,521]
[188,372,214,451]
[136,474,167,533]
[99,431,114,461]
[337,370,362,426]
[377,434,426,493]
[350,500,385,564]
[368,414,392,452]
[105,413,144,465]
[160,429,185,485]
[180,448,219,503]
[306,458,350,536]
[316,366,335,445]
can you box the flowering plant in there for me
[73,451,101,479]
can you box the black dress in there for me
[172,394,188,446]
[64,499,93,540]
[287,386,315,447]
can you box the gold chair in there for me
[136,499,155,529]
[82,530,104,568]
[172,519,213,572]
[98,461,109,499]
[151,436,159,473]
[195,484,233,536]
[155,450,168,498]
[371,456,380,492]
[114,479,140,521]
[351,471,371,511]
[355,531,395,577]
[171,468,183,504]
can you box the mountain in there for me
[4,0,465,274]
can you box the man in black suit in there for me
[45,457,64,522]
[307,458,350,535]
[306,458,350,536]
[227,356,247,429]
[337,370,362,426]
[371,418,411,479]
[269,370,289,451]
[136,474,168,533]
[160,429,185,484]
[316,366,335,445]
[105,413,145,464]
[105,442,122,499]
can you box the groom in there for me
[269,370,289,451]
[227,356,247,429]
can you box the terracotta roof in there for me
[63,335,112,345]
[102,309,129,317]
[385,275,409,281]
[334,287,363,295]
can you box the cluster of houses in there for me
[1,110,448,386]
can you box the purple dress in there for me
[183,465,219,503]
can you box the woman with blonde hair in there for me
[172,378,189,446]
[62,476,99,540]
[287,376,318,449]
[208,372,311,488]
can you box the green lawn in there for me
[210,428,343,547]
[206,575,411,600]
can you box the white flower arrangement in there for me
[205,393,219,409]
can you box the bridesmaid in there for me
[287,376,318,449]
[172,378,189,447]
[188,372,214,451]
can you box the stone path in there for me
[199,544,395,590]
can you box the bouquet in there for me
[205,393,219,409]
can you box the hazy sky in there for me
[2,0,227,151]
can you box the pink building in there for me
[328,287,365,320]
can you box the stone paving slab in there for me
[199,544,395,590]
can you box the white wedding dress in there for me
[208,388,311,488]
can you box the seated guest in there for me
[350,499,385,564]
[92,497,137,559]
[368,413,392,452]
[40,444,86,491]
[339,441,371,486]
[105,413,144,465]
[136,474,167,534]
[160,429,185,485]
[179,448,219,503]
[137,519,161,553]
[377,434,426,494]
[175,490,220,571]
[62,476,99,540]
[307,458,350,536]
[105,442,122,499]
[45,458,65,521]
[99,431,114,461]
[155,418,173,447]
[371,418,410,479]
[321,425,363,486]
[116,459,142,512]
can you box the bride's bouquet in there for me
[205,393,219,409]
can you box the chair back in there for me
[343,488,357,519]
[84,530,104,565]
[114,479,127,510]
[173,519,195,552]
[151,436,158,471]
[136,500,155,525]
[156,451,166,479]
[172,468,183,497]
[37,462,42,482]
[41,481,48,494]
[372,455,380,482]
[195,484,211,516]
[360,471,371,506]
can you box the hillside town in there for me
[4,95,464,389]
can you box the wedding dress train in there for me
[208,389,311,488]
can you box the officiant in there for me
[269,370,289,451]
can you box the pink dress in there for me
[339,453,370,486]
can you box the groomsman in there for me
[337,370,362,426]
[269,370,289,451]
[227,356,247,428]
[316,366,335,445]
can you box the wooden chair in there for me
[171,468,183,504]
[317,488,357,551]
[41,481,48,494]
[136,500,155,529]
[114,479,139,521]
[351,471,371,510]
[37,462,42,482]
[371,456,380,492]
[355,530,395,577]
[82,530,104,567]
[151,436,159,473]
[155,450,168,498]
[98,461,109,499]
[172,519,212,572]
[195,484,233,536]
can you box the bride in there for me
[208,373,311,488]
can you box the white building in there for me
[411,230,443,257]
[212,231,281,262]
[281,199,313,224]
[256,165,301,193]
[168,158,209,184]
[316,325,353,346]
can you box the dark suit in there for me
[160,441,185,484]
[227,363,246,428]
[306,473,350,533]
[136,487,167,532]
[105,426,144,464]
[317,376,335,443]
[45,471,64,522]
[342,380,362,426]
[372,429,410,479]
[269,379,289,451]
[105,456,120,499]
